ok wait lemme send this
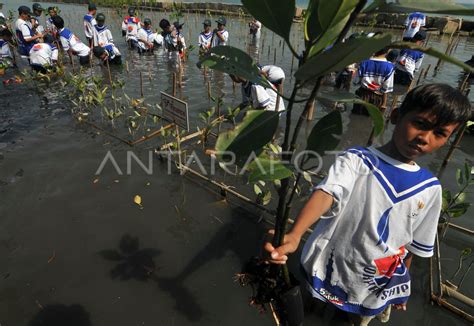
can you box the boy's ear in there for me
[390,107,400,125]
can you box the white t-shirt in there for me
[29,42,58,66]
[301,146,441,316]
[249,20,262,38]
[403,12,426,39]
[212,29,228,47]
[58,28,90,57]
[241,81,285,112]
[15,18,34,42]
[137,28,162,50]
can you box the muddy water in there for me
[0,1,473,325]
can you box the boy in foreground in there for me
[265,83,471,325]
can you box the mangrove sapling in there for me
[440,162,473,239]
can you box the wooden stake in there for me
[423,64,431,80]
[140,71,144,98]
[207,80,211,99]
[416,68,424,86]
[172,72,177,97]
[306,99,315,121]
[125,60,129,74]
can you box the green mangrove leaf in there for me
[448,202,470,218]
[442,189,452,211]
[242,0,295,44]
[197,46,271,88]
[295,34,392,82]
[308,0,359,57]
[215,110,280,167]
[390,42,474,73]
[248,157,293,183]
[461,248,472,257]
[316,92,384,136]
[306,110,343,155]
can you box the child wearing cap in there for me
[93,13,114,47]
[92,45,121,65]
[15,6,43,57]
[123,7,140,47]
[46,7,58,36]
[31,3,45,35]
[53,15,90,65]
[212,17,228,47]
[121,7,136,37]
[173,22,186,59]
[29,34,58,73]
[198,19,212,55]
[84,3,97,47]
[137,18,157,53]
[395,31,426,87]
[265,83,471,326]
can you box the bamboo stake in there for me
[423,64,431,80]
[140,71,144,98]
[175,124,183,175]
[130,123,174,146]
[416,68,425,86]
[172,72,177,97]
[125,60,129,74]
[306,99,315,121]
[207,80,211,99]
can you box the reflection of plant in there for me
[440,162,473,238]
[448,248,473,290]
[99,234,161,281]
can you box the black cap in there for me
[173,21,184,29]
[18,6,32,15]
[93,46,106,58]
[386,49,399,62]
[143,18,152,26]
[412,30,427,41]
[43,34,55,44]
[32,3,44,12]
[96,13,105,22]
[216,17,226,25]
[88,3,97,11]
[159,18,170,30]
[203,19,211,26]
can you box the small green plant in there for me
[440,162,473,238]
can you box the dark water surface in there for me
[0,1,473,325]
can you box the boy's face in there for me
[49,10,56,17]
[218,23,224,31]
[204,25,210,32]
[391,110,459,161]
[97,20,104,27]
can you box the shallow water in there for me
[0,1,473,325]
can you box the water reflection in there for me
[28,304,92,326]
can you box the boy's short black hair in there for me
[0,28,12,37]
[88,3,97,11]
[92,46,106,58]
[399,83,471,127]
[159,19,170,30]
[52,15,64,29]
[373,47,390,57]
[47,6,55,12]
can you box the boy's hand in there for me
[392,303,407,311]
[264,229,300,265]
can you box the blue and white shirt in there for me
[241,81,285,112]
[355,57,394,93]
[93,25,114,47]
[301,147,441,316]
[58,28,90,57]
[46,17,57,35]
[0,39,12,58]
[198,31,213,50]
[83,13,97,39]
[212,29,229,47]
[396,49,424,78]
[403,12,426,39]
[104,44,121,60]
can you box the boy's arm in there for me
[265,189,334,264]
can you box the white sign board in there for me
[160,92,190,131]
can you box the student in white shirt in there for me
[198,19,212,55]
[0,29,13,62]
[230,74,285,112]
[46,7,58,36]
[93,13,114,47]
[403,12,426,41]
[29,34,58,73]
[212,17,228,47]
[15,6,43,57]
[136,18,159,53]
[92,44,121,65]
[31,3,45,35]
[83,3,97,47]
[249,19,261,39]
[173,21,186,59]
[53,16,90,65]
